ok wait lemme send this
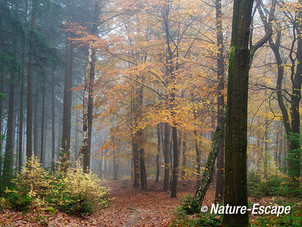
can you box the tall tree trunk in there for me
[0,13,3,174]
[18,0,28,171]
[40,70,46,167]
[288,0,302,186]
[51,66,56,172]
[4,1,19,181]
[75,112,79,160]
[139,129,147,190]
[223,0,254,226]
[170,125,179,198]
[0,68,3,177]
[34,79,39,157]
[80,2,99,172]
[3,52,16,183]
[130,72,146,189]
[181,133,187,177]
[194,130,201,188]
[163,123,170,191]
[61,0,73,167]
[132,135,140,187]
[113,149,118,180]
[155,124,161,183]
[264,116,268,178]
[26,0,38,160]
[214,0,225,204]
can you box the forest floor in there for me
[0,179,216,226]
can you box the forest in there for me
[0,0,301,226]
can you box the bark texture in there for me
[223,0,254,226]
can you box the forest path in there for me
[0,179,215,226]
[91,179,215,226]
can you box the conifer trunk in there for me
[26,0,38,159]
[61,0,73,166]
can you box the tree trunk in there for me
[80,2,99,172]
[170,125,179,198]
[288,1,302,185]
[113,149,118,180]
[26,0,38,160]
[214,0,225,204]
[223,0,253,226]
[4,2,18,181]
[163,123,170,191]
[34,79,39,157]
[18,0,28,171]
[155,124,161,183]
[194,130,201,188]
[61,0,73,167]
[194,115,225,206]
[0,68,3,177]
[51,66,56,172]
[181,133,187,177]
[139,129,147,190]
[40,69,46,167]
[264,116,268,178]
[132,135,140,187]
[3,50,16,183]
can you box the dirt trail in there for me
[0,179,215,226]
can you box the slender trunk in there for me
[181,133,187,177]
[18,0,28,171]
[61,1,73,167]
[75,112,79,160]
[40,71,46,167]
[194,115,225,206]
[155,124,161,183]
[170,125,178,198]
[34,80,39,157]
[80,45,92,172]
[214,0,225,204]
[4,2,18,181]
[51,66,56,172]
[26,0,38,159]
[163,123,170,191]
[139,129,147,190]
[264,116,268,178]
[0,68,3,177]
[113,149,118,180]
[3,56,16,183]
[132,136,140,187]
[194,130,201,188]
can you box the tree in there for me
[223,0,254,226]
[80,1,100,173]
[26,0,38,160]
[214,0,225,204]
[257,0,301,187]
[61,0,74,166]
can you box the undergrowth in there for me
[0,156,108,216]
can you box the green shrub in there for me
[6,191,33,211]
[171,212,222,227]
[5,156,108,216]
[56,161,108,211]
[248,170,302,198]
[177,195,200,216]
[0,197,7,210]
[55,193,92,215]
